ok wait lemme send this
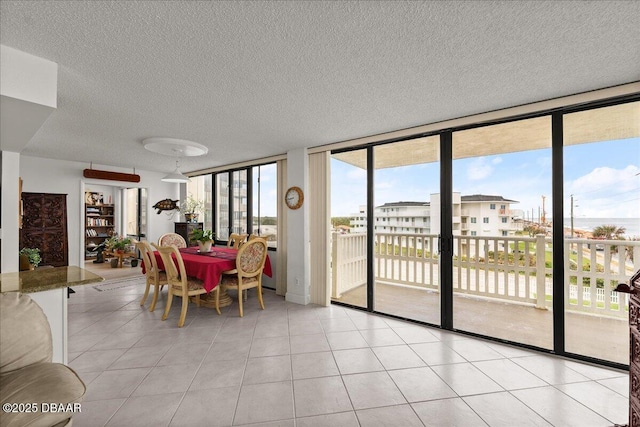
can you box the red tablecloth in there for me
[142,246,272,293]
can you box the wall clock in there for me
[285,186,304,210]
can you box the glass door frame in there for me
[332,131,444,316]
[330,93,639,370]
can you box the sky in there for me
[330,137,640,220]
[196,135,638,238]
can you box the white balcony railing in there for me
[331,232,640,318]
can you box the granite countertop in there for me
[0,266,104,293]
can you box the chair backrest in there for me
[158,233,187,248]
[228,233,248,249]
[236,238,268,278]
[0,293,53,374]
[136,241,158,279]
[155,245,188,293]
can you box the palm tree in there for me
[524,223,546,237]
[628,236,639,262]
[592,224,626,240]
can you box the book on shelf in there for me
[86,218,112,226]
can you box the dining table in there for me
[142,246,272,308]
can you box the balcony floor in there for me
[334,282,629,364]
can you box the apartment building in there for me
[459,194,520,237]
[350,193,520,237]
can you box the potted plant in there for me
[19,248,41,270]
[181,194,204,223]
[104,235,132,253]
[190,229,214,252]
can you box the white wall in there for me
[20,156,179,266]
[1,151,21,272]
[0,45,57,108]
[0,45,57,153]
[285,148,310,305]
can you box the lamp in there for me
[142,137,207,184]
[161,160,190,183]
[161,149,190,183]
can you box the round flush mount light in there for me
[143,137,208,157]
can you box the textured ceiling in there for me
[1,1,639,174]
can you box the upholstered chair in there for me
[0,292,86,427]
[227,233,248,250]
[219,238,268,317]
[154,244,219,327]
[158,233,187,248]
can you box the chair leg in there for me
[214,286,221,315]
[178,295,189,328]
[140,279,151,306]
[149,283,160,312]
[257,284,265,310]
[162,290,173,321]
[238,287,244,317]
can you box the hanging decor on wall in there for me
[152,198,179,214]
[83,163,140,182]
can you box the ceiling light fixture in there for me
[143,137,208,157]
[142,137,207,184]
[161,149,191,183]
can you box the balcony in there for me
[331,232,640,364]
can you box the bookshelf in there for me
[85,204,115,259]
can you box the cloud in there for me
[375,181,393,190]
[347,168,367,181]
[537,156,552,168]
[565,164,640,218]
[467,157,494,181]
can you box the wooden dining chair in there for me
[218,238,268,317]
[155,245,219,327]
[136,241,167,312]
[227,233,248,249]
[223,233,252,301]
[158,233,187,248]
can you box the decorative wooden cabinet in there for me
[174,222,203,246]
[20,192,69,267]
[85,204,115,259]
[616,269,640,427]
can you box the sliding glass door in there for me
[373,136,441,324]
[563,101,640,364]
[330,148,368,309]
[451,117,554,349]
[326,96,638,366]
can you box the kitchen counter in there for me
[0,266,103,293]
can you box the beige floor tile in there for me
[293,376,353,417]
[66,282,628,426]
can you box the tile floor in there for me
[68,277,629,426]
